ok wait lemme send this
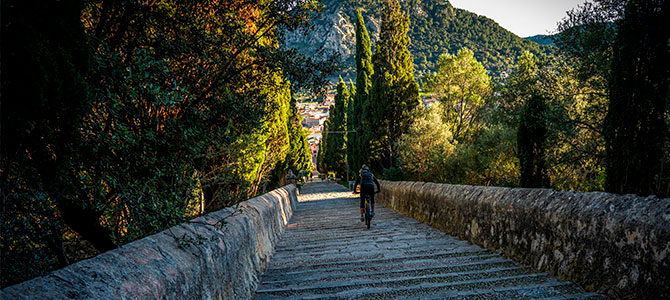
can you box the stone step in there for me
[253,181,601,300]
[264,248,491,274]
[268,241,475,265]
[256,273,558,299]
[261,257,514,288]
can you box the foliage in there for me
[1,0,331,287]
[397,104,455,182]
[367,0,421,172]
[321,77,350,176]
[298,0,557,80]
[604,0,669,197]
[318,120,330,173]
[499,51,607,191]
[518,95,550,188]
[425,48,492,143]
[349,8,374,172]
[2,0,105,286]
[555,0,625,85]
[286,96,314,175]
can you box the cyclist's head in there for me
[361,164,369,171]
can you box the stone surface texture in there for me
[377,180,670,299]
[0,185,298,300]
[255,181,603,299]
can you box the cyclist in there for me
[352,164,380,222]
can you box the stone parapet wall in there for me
[1,185,298,300]
[377,181,670,299]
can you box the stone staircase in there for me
[254,181,604,300]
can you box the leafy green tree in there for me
[368,0,421,172]
[1,0,333,286]
[425,48,491,143]
[555,0,625,86]
[605,0,669,197]
[397,103,455,182]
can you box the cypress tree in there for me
[352,8,374,172]
[323,77,350,177]
[605,0,669,196]
[518,95,550,188]
[318,120,330,173]
[347,79,357,176]
[286,95,313,174]
[368,0,420,172]
[334,77,350,175]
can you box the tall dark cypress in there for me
[323,76,350,176]
[347,79,357,175]
[518,95,550,188]
[605,0,669,197]
[352,8,374,172]
[368,0,420,172]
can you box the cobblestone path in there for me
[254,181,604,300]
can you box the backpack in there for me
[361,170,374,185]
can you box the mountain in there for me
[524,34,557,47]
[285,0,557,83]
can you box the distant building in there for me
[420,94,439,109]
[302,118,320,128]
[309,141,319,169]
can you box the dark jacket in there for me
[353,170,380,193]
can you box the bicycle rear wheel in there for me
[365,199,371,229]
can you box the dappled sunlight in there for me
[299,191,357,202]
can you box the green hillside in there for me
[524,34,557,47]
[286,0,557,82]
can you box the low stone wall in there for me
[378,181,670,299]
[1,185,298,300]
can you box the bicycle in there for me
[363,192,373,229]
[358,190,378,229]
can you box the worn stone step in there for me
[274,233,463,253]
[253,181,602,300]
[264,248,491,273]
[275,229,447,247]
[260,254,505,283]
[260,260,521,290]
[269,241,474,265]
[256,273,554,299]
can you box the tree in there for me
[1,0,100,286]
[322,77,349,176]
[604,0,669,197]
[318,120,330,173]
[347,79,357,175]
[368,0,421,172]
[397,103,455,182]
[425,48,491,143]
[518,95,550,188]
[351,8,374,172]
[286,95,314,174]
[1,0,333,286]
[555,0,626,87]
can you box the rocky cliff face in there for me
[284,4,380,77]
[285,0,555,82]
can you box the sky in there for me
[448,0,587,37]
